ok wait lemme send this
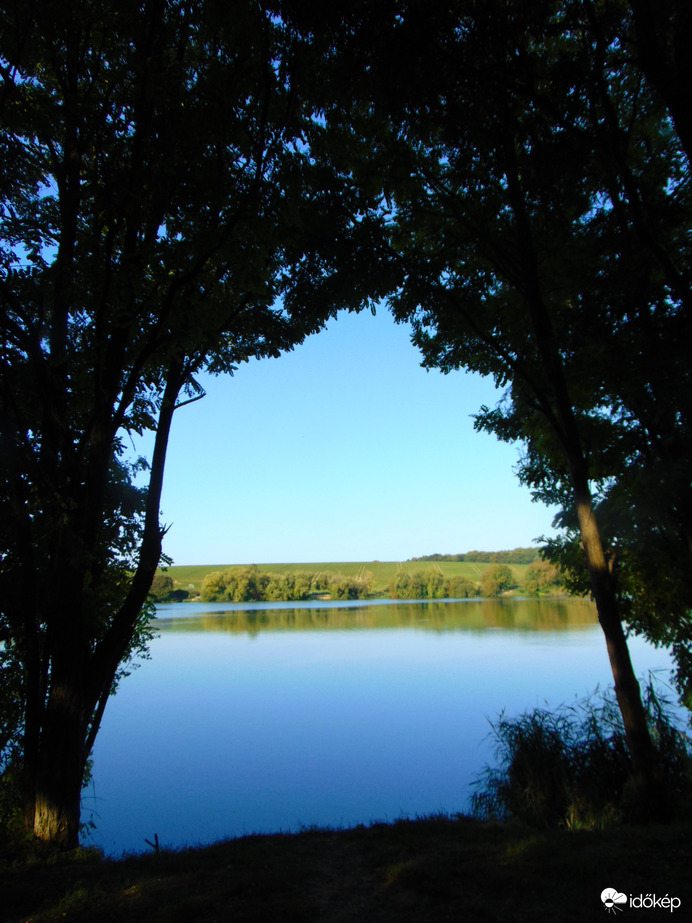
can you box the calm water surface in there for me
[86,598,679,856]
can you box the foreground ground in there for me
[2,816,689,922]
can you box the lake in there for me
[86,597,681,856]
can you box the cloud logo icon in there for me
[601,888,628,913]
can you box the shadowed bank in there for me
[2,816,690,922]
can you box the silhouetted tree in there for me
[350,0,690,811]
[0,0,387,847]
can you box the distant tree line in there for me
[199,567,373,603]
[389,560,564,600]
[190,561,567,604]
[410,548,541,564]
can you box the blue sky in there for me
[149,307,557,565]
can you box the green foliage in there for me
[479,565,516,598]
[543,523,692,707]
[361,0,691,783]
[173,560,517,598]
[411,548,540,565]
[201,567,269,603]
[200,567,318,603]
[327,573,374,600]
[388,569,477,600]
[444,576,479,599]
[522,560,565,597]
[199,566,379,602]
[148,574,188,603]
[472,682,692,829]
[264,572,313,603]
[0,642,22,777]
[0,644,23,841]
[0,0,389,845]
[149,574,175,601]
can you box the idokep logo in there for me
[601,887,682,913]
[601,889,628,913]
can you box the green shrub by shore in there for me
[199,565,374,602]
[472,680,692,829]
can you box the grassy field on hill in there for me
[164,560,530,597]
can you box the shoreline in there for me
[4,815,690,922]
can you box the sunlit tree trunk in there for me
[502,132,662,810]
[32,675,89,848]
[570,477,660,810]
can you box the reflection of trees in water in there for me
[156,598,597,636]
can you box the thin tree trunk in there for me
[501,132,662,811]
[571,477,662,816]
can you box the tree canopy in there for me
[337,0,691,809]
[2,0,690,846]
[0,0,388,847]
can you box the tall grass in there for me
[471,678,692,829]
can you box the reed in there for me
[471,678,692,829]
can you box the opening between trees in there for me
[1,0,691,847]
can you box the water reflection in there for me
[154,597,599,635]
[88,598,673,857]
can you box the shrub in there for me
[471,679,692,829]
[388,570,427,599]
[523,559,564,596]
[479,564,516,597]
[445,576,477,598]
[388,570,478,600]
[149,573,175,601]
[263,572,314,601]
[200,566,271,602]
[328,573,372,600]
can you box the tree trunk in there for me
[32,677,89,849]
[572,480,662,817]
[24,360,184,848]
